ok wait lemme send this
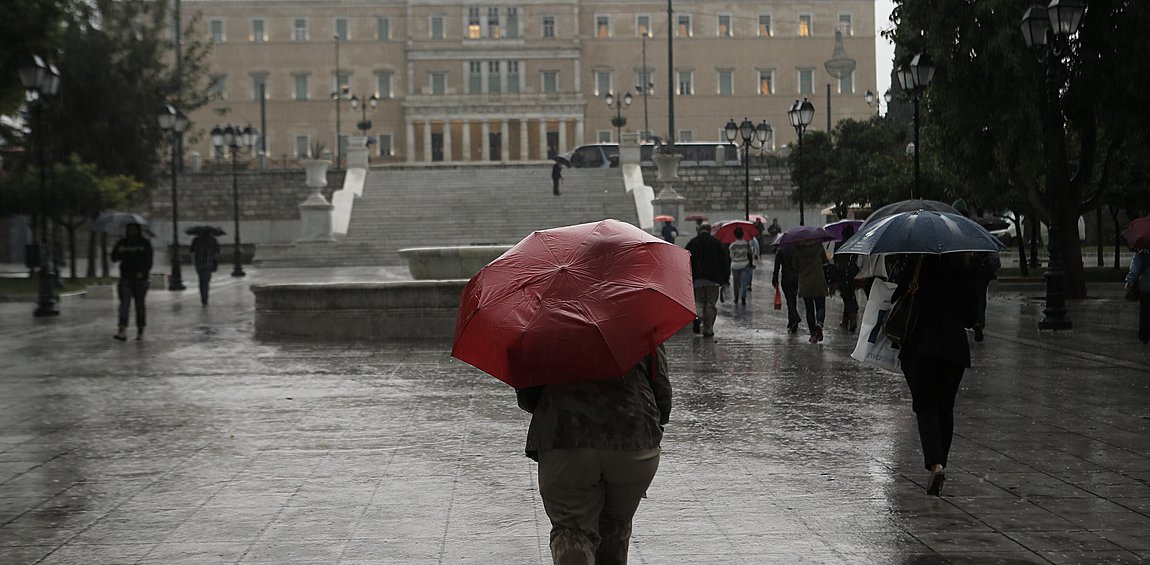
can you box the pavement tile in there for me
[238,539,348,563]
[140,541,250,563]
[37,542,156,565]
[1035,549,1145,564]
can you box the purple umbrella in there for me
[823,219,864,242]
[776,225,835,247]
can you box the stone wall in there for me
[149,169,342,222]
[641,161,796,213]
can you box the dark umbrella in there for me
[775,225,835,248]
[864,199,959,226]
[185,225,226,237]
[452,219,696,389]
[552,155,571,167]
[87,212,154,237]
[835,211,1006,256]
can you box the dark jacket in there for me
[772,245,798,287]
[111,236,153,280]
[190,235,220,273]
[517,345,672,462]
[685,231,730,285]
[892,254,977,367]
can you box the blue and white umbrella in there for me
[834,210,1006,256]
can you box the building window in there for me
[636,70,654,95]
[507,8,519,39]
[798,68,814,94]
[209,74,227,99]
[757,70,774,95]
[677,14,692,37]
[718,15,732,37]
[542,16,555,38]
[376,71,393,98]
[758,15,772,37]
[677,70,693,95]
[488,61,501,93]
[488,7,501,39]
[637,15,651,37]
[717,70,733,96]
[431,72,447,95]
[293,74,309,100]
[293,18,308,41]
[334,72,350,95]
[210,19,224,43]
[839,71,854,94]
[431,16,446,39]
[594,71,611,97]
[335,18,349,41]
[251,74,268,100]
[799,14,812,37]
[251,19,266,42]
[597,131,612,143]
[542,71,558,94]
[507,61,520,93]
[596,15,610,39]
[295,136,309,158]
[468,61,482,93]
[377,17,390,40]
[468,7,481,39]
[679,130,694,143]
[839,14,852,36]
[377,134,393,157]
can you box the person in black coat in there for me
[111,223,153,341]
[551,161,564,196]
[771,245,801,333]
[684,223,730,337]
[890,253,978,496]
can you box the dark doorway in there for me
[431,133,444,162]
[546,131,559,159]
[489,132,502,161]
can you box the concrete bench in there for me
[398,245,513,280]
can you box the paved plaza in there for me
[1,266,1148,564]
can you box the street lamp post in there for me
[896,51,935,199]
[210,124,258,278]
[605,91,633,142]
[350,93,380,137]
[1021,0,1085,332]
[787,98,815,226]
[724,118,772,221]
[864,89,883,117]
[637,32,653,139]
[158,104,188,290]
[18,54,61,318]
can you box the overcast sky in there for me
[875,0,895,109]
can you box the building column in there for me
[481,121,491,162]
[558,119,568,155]
[499,119,508,161]
[423,120,432,163]
[405,120,416,163]
[443,120,453,162]
[461,119,471,162]
[538,119,548,159]
[574,118,585,148]
[519,119,528,161]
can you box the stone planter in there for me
[303,159,332,190]
[654,152,682,183]
[398,245,514,280]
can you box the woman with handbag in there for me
[889,253,978,496]
[1124,249,1150,343]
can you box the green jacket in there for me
[792,242,829,298]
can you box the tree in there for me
[0,0,67,117]
[890,0,1150,298]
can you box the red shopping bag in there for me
[773,285,782,310]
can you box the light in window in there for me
[799,15,812,37]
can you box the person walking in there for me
[771,244,802,333]
[792,241,829,343]
[728,227,754,306]
[660,220,679,244]
[833,226,861,333]
[1125,249,1150,344]
[890,254,978,496]
[972,251,1001,342]
[552,161,564,196]
[685,223,729,337]
[766,218,782,240]
[516,345,672,564]
[190,232,221,306]
[110,223,153,341]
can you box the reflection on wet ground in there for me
[0,268,1148,564]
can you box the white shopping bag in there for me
[851,279,902,373]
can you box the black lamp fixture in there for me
[896,50,935,199]
[787,98,815,226]
[158,104,189,291]
[350,93,380,137]
[605,90,633,142]
[1020,0,1085,332]
[210,123,259,278]
[18,53,61,318]
[724,118,772,221]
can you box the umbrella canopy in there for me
[185,225,226,237]
[552,155,571,167]
[835,211,1006,256]
[713,220,760,243]
[654,214,675,223]
[776,225,835,248]
[452,219,696,388]
[685,214,710,222]
[87,212,153,236]
[748,214,769,224]
[865,199,959,226]
[1122,217,1150,251]
[823,219,864,242]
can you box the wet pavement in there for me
[1,267,1149,564]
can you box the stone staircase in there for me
[319,164,636,267]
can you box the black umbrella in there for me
[88,212,154,236]
[185,225,226,236]
[864,199,959,226]
[835,211,1006,256]
[552,155,571,167]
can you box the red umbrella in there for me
[452,219,696,388]
[654,214,675,223]
[748,214,769,224]
[685,214,709,222]
[1123,217,1150,250]
[713,220,760,243]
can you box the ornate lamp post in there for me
[350,93,380,137]
[787,98,815,226]
[158,104,188,290]
[18,53,61,317]
[637,32,654,139]
[605,91,633,142]
[724,118,772,221]
[1021,0,1085,332]
[896,51,935,199]
[210,124,258,278]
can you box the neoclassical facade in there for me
[181,0,877,164]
